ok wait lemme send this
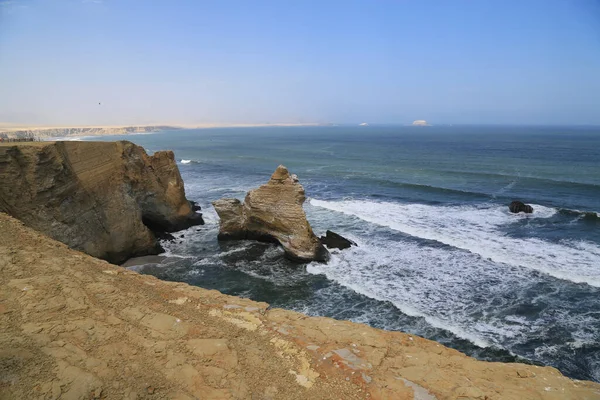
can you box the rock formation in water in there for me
[509,200,534,214]
[0,140,203,264]
[213,165,329,262]
[320,230,356,250]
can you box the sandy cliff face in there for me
[1,213,599,400]
[213,165,328,262]
[0,141,203,263]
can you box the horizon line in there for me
[2,121,600,133]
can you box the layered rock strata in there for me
[213,165,328,262]
[0,140,203,264]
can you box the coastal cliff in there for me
[0,141,203,264]
[1,212,599,400]
[0,125,179,139]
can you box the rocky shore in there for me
[1,141,600,399]
[0,141,203,264]
[2,213,600,400]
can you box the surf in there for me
[309,198,600,287]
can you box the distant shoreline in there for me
[0,122,323,138]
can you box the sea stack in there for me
[213,165,329,262]
[0,140,203,264]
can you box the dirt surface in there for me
[1,212,600,400]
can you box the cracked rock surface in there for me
[1,213,599,400]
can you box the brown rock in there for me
[516,368,536,378]
[0,141,203,264]
[1,211,600,400]
[213,165,328,262]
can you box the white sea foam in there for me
[307,231,600,353]
[181,159,192,164]
[307,237,523,348]
[47,136,87,141]
[310,199,600,287]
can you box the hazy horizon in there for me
[1,0,599,126]
[3,122,600,131]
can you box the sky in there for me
[0,0,599,126]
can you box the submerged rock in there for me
[319,230,357,250]
[509,201,533,214]
[0,140,203,264]
[190,201,202,212]
[213,165,329,262]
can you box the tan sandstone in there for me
[1,212,599,400]
[0,141,203,264]
[212,165,328,262]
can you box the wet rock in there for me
[319,230,356,250]
[509,200,533,214]
[190,201,202,212]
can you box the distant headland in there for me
[0,123,323,139]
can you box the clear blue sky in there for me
[1,0,599,126]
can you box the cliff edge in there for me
[0,141,203,264]
[1,213,599,400]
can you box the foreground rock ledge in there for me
[1,213,599,400]
[213,165,329,262]
[0,140,203,264]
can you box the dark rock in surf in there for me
[190,201,202,212]
[509,201,533,214]
[154,231,176,242]
[319,230,357,250]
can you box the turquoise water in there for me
[85,125,600,381]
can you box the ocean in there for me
[85,125,600,382]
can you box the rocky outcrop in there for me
[320,230,357,250]
[2,212,600,400]
[0,140,203,264]
[509,200,534,214]
[213,165,328,262]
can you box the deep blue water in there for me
[84,125,600,382]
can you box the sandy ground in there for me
[1,213,600,400]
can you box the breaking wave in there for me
[309,198,600,287]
